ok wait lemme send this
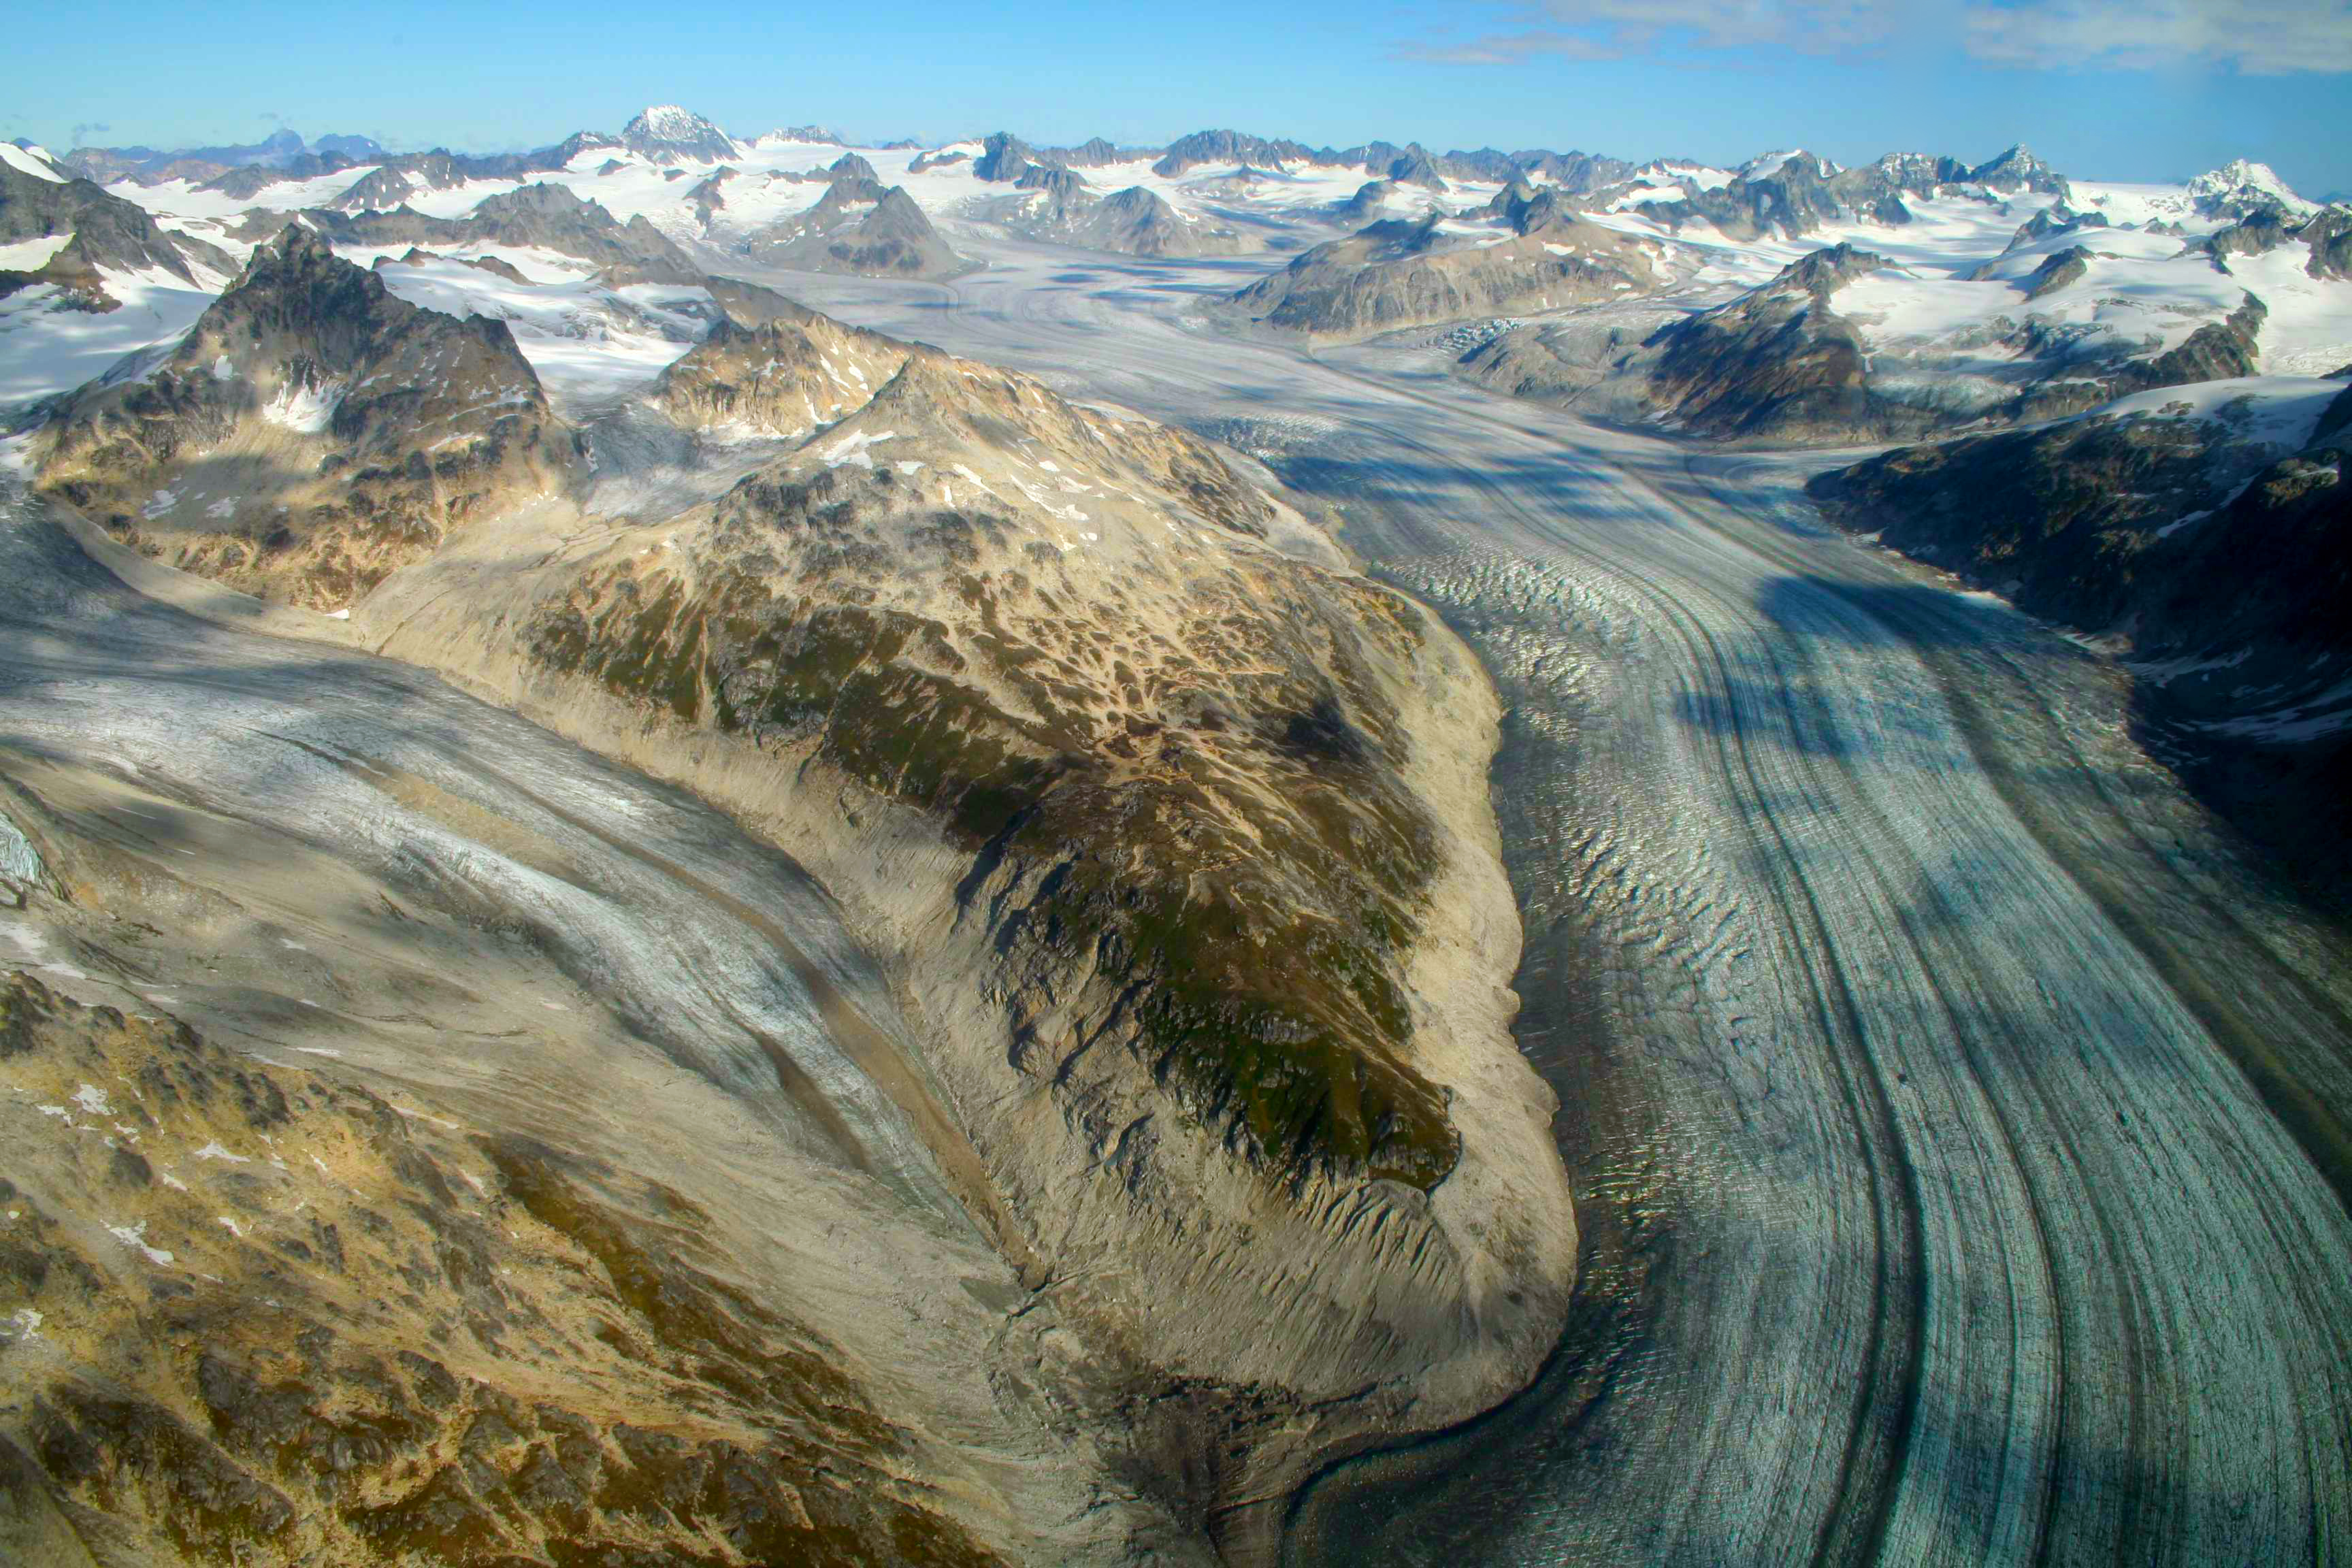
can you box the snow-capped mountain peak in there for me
[630,105,712,140]
[2185,158,2313,218]
[1737,148,1840,182]
[620,104,740,163]
[754,125,845,148]
[1965,142,2070,196]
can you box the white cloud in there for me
[1403,0,2352,71]
[1964,0,2352,73]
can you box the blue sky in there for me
[7,1,2349,195]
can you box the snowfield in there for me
[359,250,717,405]
[0,267,223,410]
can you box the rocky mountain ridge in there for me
[58,128,387,186]
[301,182,704,284]
[1,160,231,310]
[17,230,1578,1558]
[1461,233,2276,445]
[1620,142,2072,242]
[985,167,1246,259]
[1232,201,1682,336]
[735,174,968,278]
[35,226,572,606]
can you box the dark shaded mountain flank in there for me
[1809,386,2352,904]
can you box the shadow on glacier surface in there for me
[1760,568,2352,929]
[1753,570,2061,651]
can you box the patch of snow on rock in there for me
[263,378,343,433]
[0,233,74,272]
[107,1221,174,1266]
[820,428,897,470]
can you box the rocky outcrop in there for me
[0,162,227,308]
[1385,148,1448,192]
[1967,142,2072,199]
[1639,244,1886,434]
[2204,209,2298,261]
[2304,206,2352,280]
[360,351,1577,1497]
[532,355,1485,1183]
[57,129,382,186]
[685,167,732,227]
[1813,413,2227,619]
[1086,185,1247,256]
[1614,244,1912,442]
[1438,148,1520,182]
[468,184,700,281]
[1465,238,2272,445]
[1509,148,1639,192]
[1148,133,1630,191]
[1967,203,2110,274]
[973,131,1046,183]
[2193,202,2352,280]
[1641,153,1852,240]
[1013,162,1088,210]
[325,152,476,213]
[2019,243,2093,299]
[0,972,1013,1568]
[1481,177,1544,227]
[1808,391,2350,653]
[1337,179,1401,223]
[1011,182,1244,259]
[34,226,573,608]
[824,151,879,184]
[522,130,622,174]
[744,176,968,278]
[1820,152,1969,223]
[1232,210,1674,336]
[1152,129,1318,178]
[1455,312,1659,412]
[1147,133,1640,192]
[2006,293,2268,425]
[374,246,530,282]
[191,153,357,201]
[2185,158,2315,220]
[1051,137,1126,169]
[1633,144,2071,240]
[650,289,913,436]
[301,182,703,284]
[762,124,847,146]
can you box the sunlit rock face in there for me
[36,227,574,609]
[0,973,1011,1568]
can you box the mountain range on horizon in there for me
[30,103,2333,202]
